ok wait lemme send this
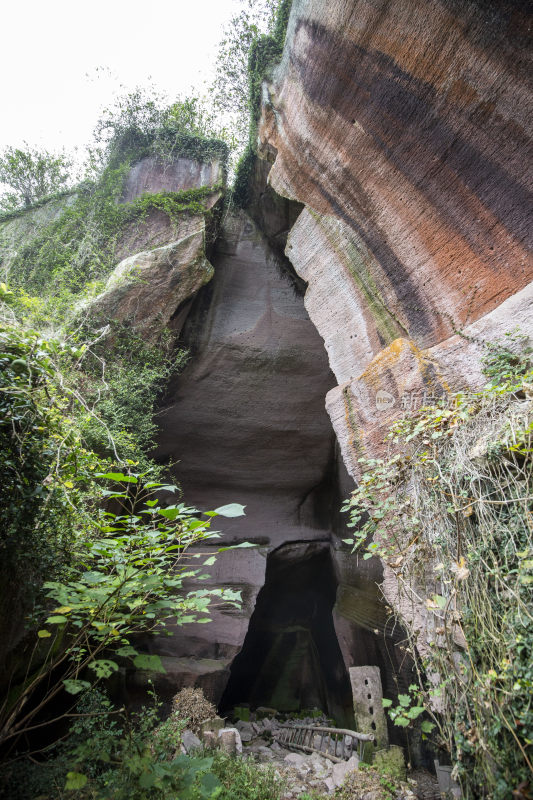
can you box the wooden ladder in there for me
[274,724,374,762]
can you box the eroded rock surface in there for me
[82,155,223,337]
[253,0,533,709]
[152,206,408,724]
[86,226,213,334]
[154,208,339,699]
[259,0,533,475]
[122,155,224,201]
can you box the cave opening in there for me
[220,541,354,726]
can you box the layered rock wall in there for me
[152,206,407,723]
[254,0,533,685]
[259,0,533,475]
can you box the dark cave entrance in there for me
[220,541,354,726]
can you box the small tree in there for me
[0,469,246,754]
[0,143,73,211]
[210,0,278,147]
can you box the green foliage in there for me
[92,86,230,173]
[232,0,292,203]
[3,92,227,311]
[0,689,220,800]
[342,334,533,798]
[333,762,404,800]
[0,470,245,751]
[0,324,99,612]
[233,705,251,721]
[0,142,73,212]
[207,751,285,800]
[76,321,189,468]
[69,702,219,800]
[7,178,218,306]
[481,328,532,383]
[0,86,232,694]
[248,0,292,135]
[210,0,278,149]
[232,143,256,208]
[381,686,434,734]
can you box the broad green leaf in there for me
[88,659,119,678]
[394,716,410,727]
[45,615,68,624]
[218,542,256,551]
[63,679,91,695]
[406,705,425,719]
[133,653,165,673]
[158,507,182,520]
[65,772,87,790]
[382,698,393,707]
[81,571,107,584]
[96,472,138,483]
[203,556,216,566]
[214,503,246,518]
[116,645,138,658]
[146,483,178,492]
[398,694,411,707]
[38,629,51,638]
[200,772,221,795]
[139,770,156,788]
[421,720,436,733]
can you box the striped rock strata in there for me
[259,0,533,476]
[258,0,533,663]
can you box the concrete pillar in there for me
[349,665,389,758]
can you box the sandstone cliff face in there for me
[152,207,407,726]
[256,0,533,678]
[136,0,533,725]
[259,0,533,474]
[83,154,223,337]
[152,207,339,703]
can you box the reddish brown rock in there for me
[255,0,533,681]
[84,226,213,335]
[152,210,404,720]
[261,0,532,350]
[122,155,224,202]
[81,154,224,336]
[259,0,533,474]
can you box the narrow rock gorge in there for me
[128,0,533,747]
[1,0,531,794]
[149,193,409,736]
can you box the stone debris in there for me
[217,727,243,755]
[332,754,360,787]
[181,729,202,753]
[215,711,432,798]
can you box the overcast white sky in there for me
[1,0,241,154]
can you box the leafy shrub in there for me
[0,143,73,212]
[0,689,220,800]
[481,329,532,383]
[0,324,99,626]
[342,335,533,798]
[334,763,403,800]
[76,321,189,470]
[0,469,245,752]
[208,751,285,800]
